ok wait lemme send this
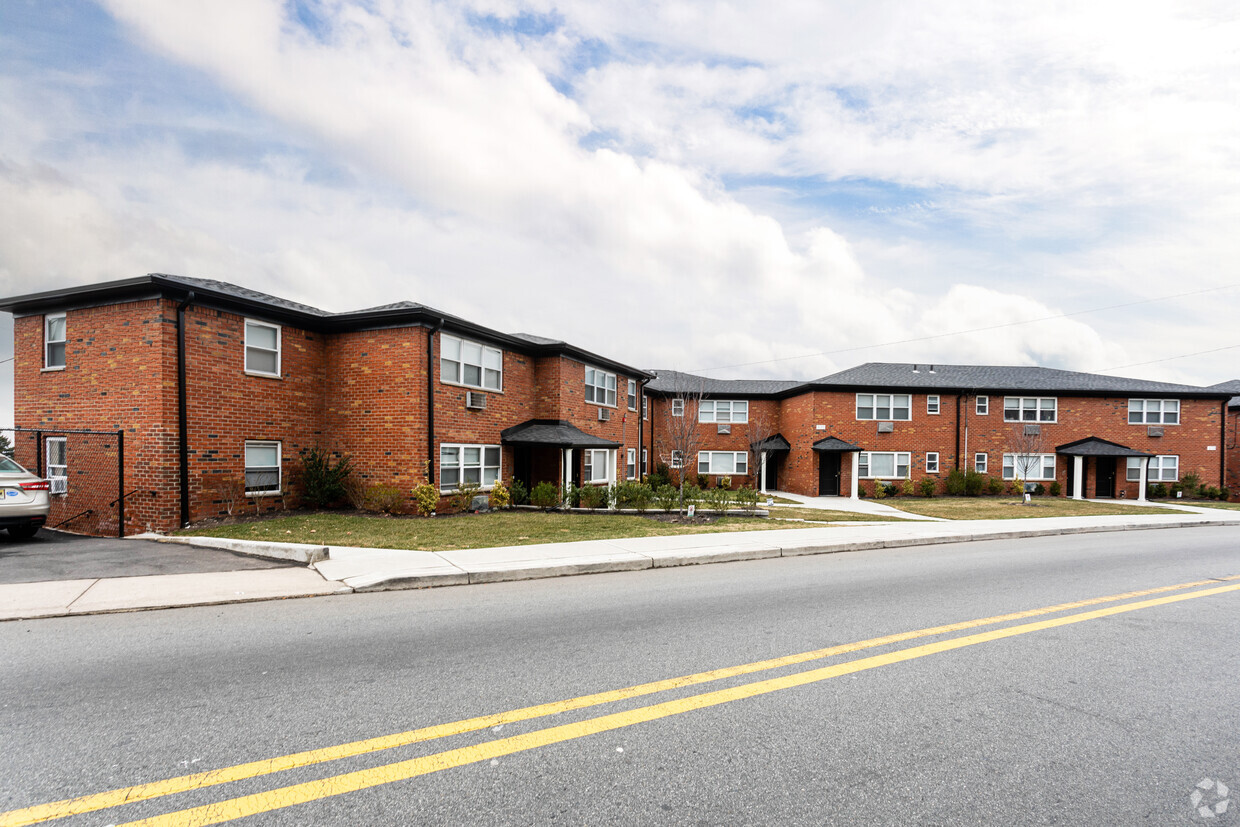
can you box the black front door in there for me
[763,453,779,491]
[513,447,532,490]
[819,453,841,496]
[1095,457,1116,498]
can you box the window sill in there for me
[441,380,503,394]
[41,366,66,373]
[245,370,283,380]
[246,490,284,498]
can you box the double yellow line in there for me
[5,575,1239,826]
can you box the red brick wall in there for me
[1226,408,1239,498]
[644,396,781,488]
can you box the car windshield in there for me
[0,456,28,473]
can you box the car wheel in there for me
[7,524,39,540]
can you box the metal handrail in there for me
[109,489,143,508]
[51,509,93,529]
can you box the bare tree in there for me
[1005,423,1047,502]
[654,373,707,514]
[746,408,778,492]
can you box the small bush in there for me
[1180,472,1202,498]
[857,486,867,498]
[411,480,438,516]
[986,476,1004,496]
[450,482,481,513]
[717,475,732,490]
[508,477,529,506]
[530,481,561,510]
[489,479,512,509]
[684,484,703,510]
[1149,482,1168,499]
[919,477,936,498]
[706,485,733,514]
[1048,481,1062,497]
[300,447,352,508]
[1218,487,1231,501]
[901,478,916,497]
[655,484,679,512]
[1203,485,1221,500]
[945,469,967,496]
[579,485,606,510]
[630,483,654,512]
[872,481,887,499]
[695,474,709,489]
[342,476,368,510]
[964,470,985,497]
[365,483,406,514]
[645,463,671,490]
[735,486,759,514]
[1033,483,1045,496]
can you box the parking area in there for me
[0,528,296,585]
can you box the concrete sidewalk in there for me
[4,507,1239,620]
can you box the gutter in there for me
[427,318,445,485]
[176,291,195,527]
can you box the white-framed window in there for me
[627,380,637,411]
[699,400,749,424]
[1002,453,1056,481]
[1128,455,1178,482]
[244,440,282,495]
[671,398,685,417]
[974,453,988,474]
[441,334,502,391]
[856,393,911,421]
[585,366,617,407]
[1128,399,1179,425]
[858,452,911,479]
[1004,397,1057,422]
[583,448,612,484]
[440,444,501,490]
[244,320,281,377]
[642,397,648,420]
[925,452,939,474]
[641,448,648,475]
[697,451,748,476]
[927,395,940,415]
[670,450,683,468]
[44,314,66,370]
[626,448,637,479]
[46,437,67,494]
[976,396,989,416]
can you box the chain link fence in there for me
[3,427,128,537]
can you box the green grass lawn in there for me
[1151,499,1240,511]
[180,510,832,551]
[885,497,1184,520]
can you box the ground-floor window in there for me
[1002,453,1056,481]
[974,453,987,474]
[698,451,748,475]
[1128,455,1178,481]
[670,450,683,468]
[46,437,68,494]
[245,441,282,495]
[925,452,939,474]
[626,448,636,479]
[641,448,648,475]
[440,444,500,490]
[584,448,612,484]
[859,452,910,479]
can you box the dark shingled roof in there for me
[1208,380,1240,408]
[152,273,331,316]
[1055,437,1153,457]
[500,419,620,448]
[508,333,562,346]
[812,436,862,452]
[811,362,1217,396]
[645,370,802,397]
[752,434,791,452]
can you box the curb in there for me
[149,534,329,565]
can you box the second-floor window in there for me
[699,400,748,423]
[1004,397,1057,422]
[976,396,989,415]
[857,394,911,421]
[585,367,617,406]
[927,395,940,415]
[441,334,502,391]
[1128,399,1179,425]
[44,314,66,370]
[244,320,281,377]
[671,399,685,417]
[627,380,637,411]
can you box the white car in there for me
[0,455,51,539]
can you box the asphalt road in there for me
[0,529,294,584]
[3,526,1239,825]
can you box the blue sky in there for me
[2,0,1239,424]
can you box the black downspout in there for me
[1221,401,1228,489]
[954,393,962,470]
[637,380,646,478]
[427,319,444,485]
[176,291,195,527]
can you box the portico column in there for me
[1072,455,1084,500]
[850,452,860,500]
[759,451,768,494]
[1137,456,1149,502]
[563,448,573,503]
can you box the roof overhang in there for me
[1055,437,1155,457]
[751,433,791,452]
[500,419,621,449]
[812,436,862,452]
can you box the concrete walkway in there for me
[4,505,1239,621]
[765,491,949,520]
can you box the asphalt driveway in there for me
[0,528,295,585]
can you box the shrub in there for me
[489,479,512,509]
[1180,472,1202,498]
[530,481,561,510]
[1048,481,1062,497]
[901,478,916,497]
[945,469,967,496]
[1218,487,1231,501]
[1203,485,1221,500]
[705,485,733,514]
[964,470,985,497]
[508,477,529,506]
[630,483,654,513]
[411,480,438,516]
[986,476,1004,496]
[919,477,936,498]
[365,483,405,514]
[450,482,481,513]
[696,474,709,489]
[579,485,606,510]
[1149,482,1168,499]
[1033,483,1045,496]
[684,484,703,510]
[857,486,867,498]
[342,475,368,510]
[717,475,732,490]
[735,486,759,514]
[645,463,671,490]
[872,481,887,499]
[300,447,352,508]
[564,483,581,508]
[655,484,679,512]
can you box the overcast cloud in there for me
[2,0,1239,424]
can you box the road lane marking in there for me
[3,574,1237,827]
[114,581,1240,826]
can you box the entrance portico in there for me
[501,419,621,496]
[812,436,862,499]
[1056,437,1155,502]
[751,434,790,494]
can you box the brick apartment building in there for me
[0,274,1234,535]
[1210,381,1240,494]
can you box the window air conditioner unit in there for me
[1147,426,1163,437]
[49,477,68,495]
[466,392,487,410]
[717,424,731,434]
[877,421,894,433]
[598,408,611,422]
[1024,424,1041,436]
